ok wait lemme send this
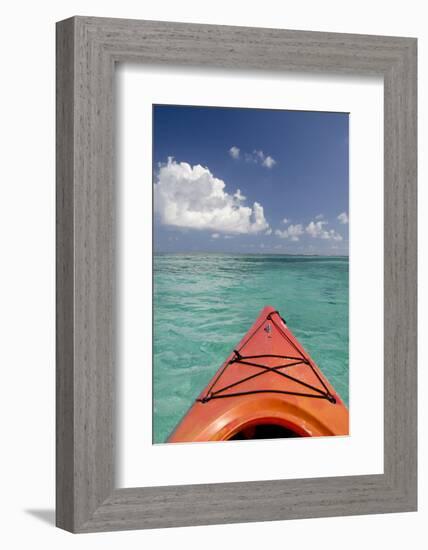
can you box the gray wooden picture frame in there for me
[56,16,417,533]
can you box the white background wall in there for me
[0,1,425,548]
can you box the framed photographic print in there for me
[56,16,417,532]
[151,105,350,446]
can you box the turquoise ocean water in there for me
[153,254,349,443]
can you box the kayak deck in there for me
[168,306,348,442]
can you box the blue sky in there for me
[153,105,348,255]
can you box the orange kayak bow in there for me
[168,306,348,442]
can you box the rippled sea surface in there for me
[153,254,349,443]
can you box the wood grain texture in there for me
[56,18,75,531]
[56,16,417,533]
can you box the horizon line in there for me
[153,251,349,257]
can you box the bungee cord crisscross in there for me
[197,310,336,404]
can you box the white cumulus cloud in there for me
[275,224,304,241]
[234,189,246,201]
[306,220,342,241]
[154,158,269,235]
[337,212,349,224]
[262,155,276,168]
[306,220,327,238]
[253,149,277,168]
[275,219,343,242]
[229,146,240,159]
[230,147,276,169]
